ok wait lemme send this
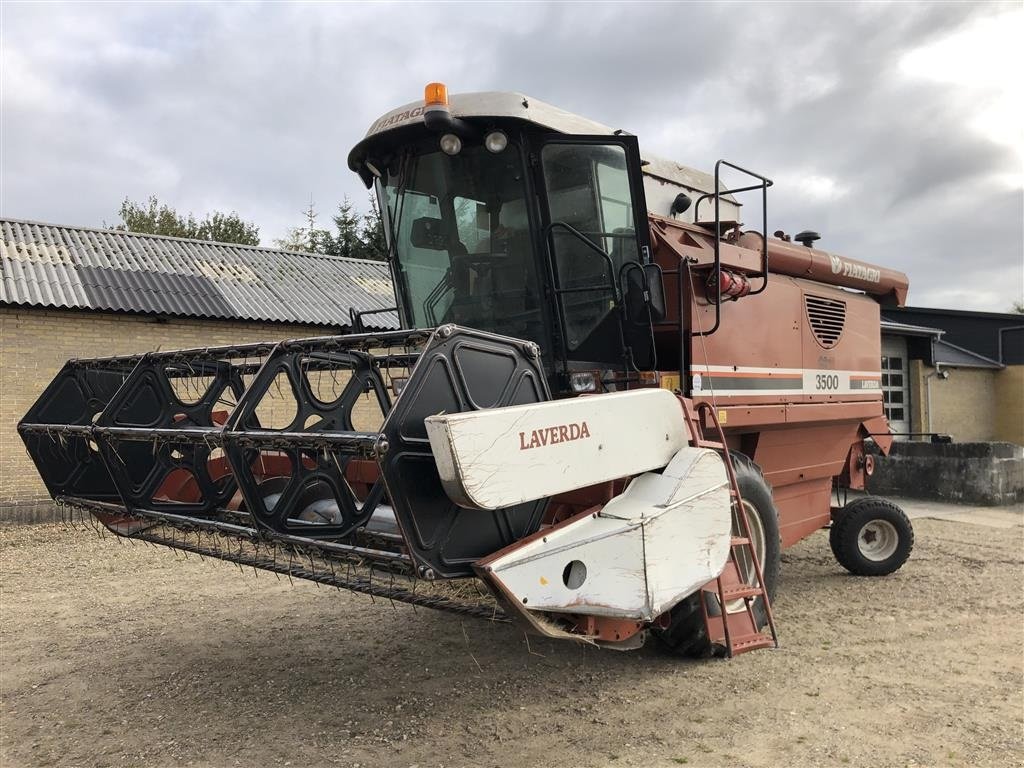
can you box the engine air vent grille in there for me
[805,294,847,349]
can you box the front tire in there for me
[654,452,781,658]
[830,497,913,576]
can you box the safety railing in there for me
[691,160,773,336]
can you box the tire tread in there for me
[829,496,913,576]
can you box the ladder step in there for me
[719,584,763,601]
[728,633,777,655]
[704,609,758,642]
[703,559,758,600]
[685,396,780,659]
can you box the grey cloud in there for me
[1,1,1020,311]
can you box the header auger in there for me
[20,83,914,658]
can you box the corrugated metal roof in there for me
[0,218,398,329]
[933,339,1004,369]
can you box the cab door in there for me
[533,135,653,372]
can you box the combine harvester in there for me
[20,85,915,658]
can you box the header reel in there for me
[19,325,552,584]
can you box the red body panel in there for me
[648,216,901,549]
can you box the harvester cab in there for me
[347,84,673,393]
[20,84,915,658]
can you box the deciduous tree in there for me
[115,196,259,246]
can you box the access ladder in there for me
[682,400,780,658]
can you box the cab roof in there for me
[349,90,729,200]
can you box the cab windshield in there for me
[380,143,543,341]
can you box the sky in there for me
[1,1,1021,312]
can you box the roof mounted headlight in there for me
[440,133,462,156]
[484,130,508,153]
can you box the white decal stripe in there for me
[692,365,881,378]
[689,367,881,397]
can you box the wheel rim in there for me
[726,499,766,613]
[857,519,899,562]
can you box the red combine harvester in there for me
[19,85,914,658]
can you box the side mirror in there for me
[624,263,666,324]
[410,217,447,250]
[670,192,692,216]
[644,263,667,322]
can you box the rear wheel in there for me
[830,497,913,576]
[654,452,781,657]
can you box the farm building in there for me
[880,308,1024,445]
[0,218,397,520]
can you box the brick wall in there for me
[922,365,998,442]
[994,366,1024,445]
[909,359,928,434]
[0,307,386,518]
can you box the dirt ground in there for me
[1,517,1022,768]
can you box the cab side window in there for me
[541,143,641,350]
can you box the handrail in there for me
[544,221,632,376]
[618,261,658,372]
[692,160,774,337]
[349,305,399,334]
[545,222,621,302]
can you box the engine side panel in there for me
[670,270,886,546]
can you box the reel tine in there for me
[366,559,376,604]
[306,550,318,587]
[238,538,247,576]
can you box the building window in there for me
[881,354,907,425]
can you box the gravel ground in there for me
[1,517,1022,768]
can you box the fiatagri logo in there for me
[830,255,881,284]
[369,107,425,134]
[519,422,591,450]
